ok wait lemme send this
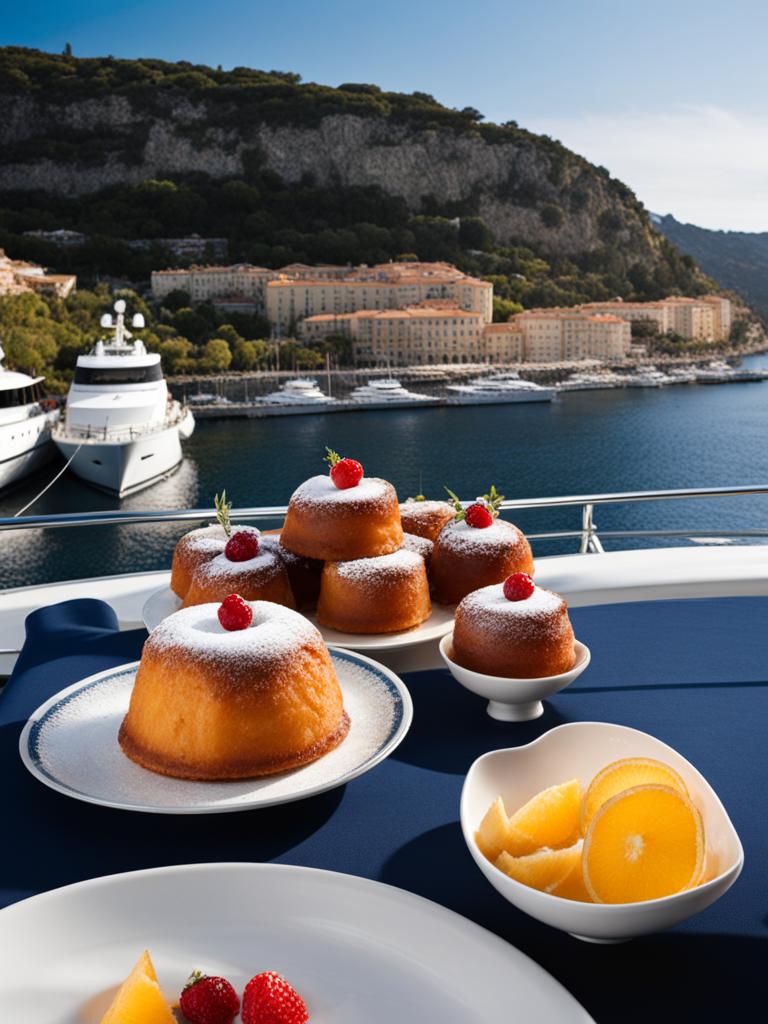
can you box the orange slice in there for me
[476,796,539,860]
[583,784,704,904]
[495,840,583,893]
[550,858,592,902]
[581,757,688,833]
[100,950,175,1024]
[508,778,582,849]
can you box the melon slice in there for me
[99,950,175,1024]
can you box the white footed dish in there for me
[460,722,744,942]
[439,633,590,721]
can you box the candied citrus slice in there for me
[583,784,704,904]
[476,796,539,861]
[508,778,582,849]
[495,840,583,893]
[581,757,688,833]
[100,950,175,1024]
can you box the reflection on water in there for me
[2,355,768,589]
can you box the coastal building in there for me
[0,249,76,299]
[152,260,492,329]
[129,235,228,261]
[509,309,632,362]
[23,228,88,247]
[581,295,732,342]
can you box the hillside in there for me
[654,213,768,320]
[0,46,714,308]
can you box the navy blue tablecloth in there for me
[2,597,766,1022]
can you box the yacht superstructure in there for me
[0,343,59,492]
[53,300,194,497]
[350,379,439,407]
[446,372,554,405]
[261,378,336,408]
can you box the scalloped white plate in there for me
[0,863,594,1023]
[142,585,456,651]
[19,649,412,814]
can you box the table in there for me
[2,596,765,1021]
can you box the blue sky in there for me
[4,1,768,230]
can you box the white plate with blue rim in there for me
[19,648,412,814]
[0,863,594,1023]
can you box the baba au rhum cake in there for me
[398,498,455,542]
[317,547,431,634]
[430,518,534,604]
[119,600,350,780]
[452,576,575,678]
[280,474,403,561]
[170,523,261,599]
[183,543,295,609]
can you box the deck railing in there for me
[2,484,767,554]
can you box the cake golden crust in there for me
[119,601,349,780]
[317,548,431,634]
[430,519,534,604]
[398,500,455,543]
[452,583,575,678]
[280,475,403,561]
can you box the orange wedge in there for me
[581,757,688,833]
[495,840,583,894]
[476,796,539,860]
[583,784,704,904]
[508,778,582,849]
[550,858,592,902]
[100,950,175,1024]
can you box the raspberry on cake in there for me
[170,523,261,599]
[280,465,403,562]
[452,581,576,678]
[325,446,364,490]
[183,542,295,609]
[430,518,534,604]
[317,548,431,634]
[119,600,350,780]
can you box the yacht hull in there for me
[0,412,58,493]
[446,392,553,405]
[54,425,183,497]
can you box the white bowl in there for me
[460,722,744,942]
[439,634,591,721]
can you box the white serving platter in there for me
[0,863,594,1023]
[19,649,412,814]
[143,584,456,651]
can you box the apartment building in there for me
[151,264,276,309]
[507,309,632,362]
[582,295,732,342]
[0,249,76,299]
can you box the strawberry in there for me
[503,572,535,601]
[225,530,260,562]
[179,970,240,1024]
[242,970,309,1024]
[464,503,494,529]
[325,447,363,489]
[218,593,253,631]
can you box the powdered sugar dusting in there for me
[460,583,563,618]
[401,533,433,560]
[193,545,280,581]
[290,474,395,514]
[178,523,260,555]
[437,518,521,554]
[148,600,320,665]
[334,547,423,582]
[400,499,453,516]
[29,654,403,810]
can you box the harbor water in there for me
[2,354,767,589]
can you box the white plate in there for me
[143,585,456,651]
[0,863,594,1023]
[19,650,412,814]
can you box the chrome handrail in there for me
[1,484,767,554]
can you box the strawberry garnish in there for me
[445,484,504,528]
[218,593,253,631]
[504,572,535,601]
[225,530,259,562]
[465,503,493,529]
[325,447,363,490]
[242,970,309,1024]
[179,970,240,1024]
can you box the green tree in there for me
[200,337,232,371]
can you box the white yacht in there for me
[0,343,60,492]
[623,366,671,388]
[665,367,698,384]
[260,378,337,408]
[53,300,195,497]
[695,360,735,384]
[556,371,624,392]
[350,378,439,407]
[446,372,554,405]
